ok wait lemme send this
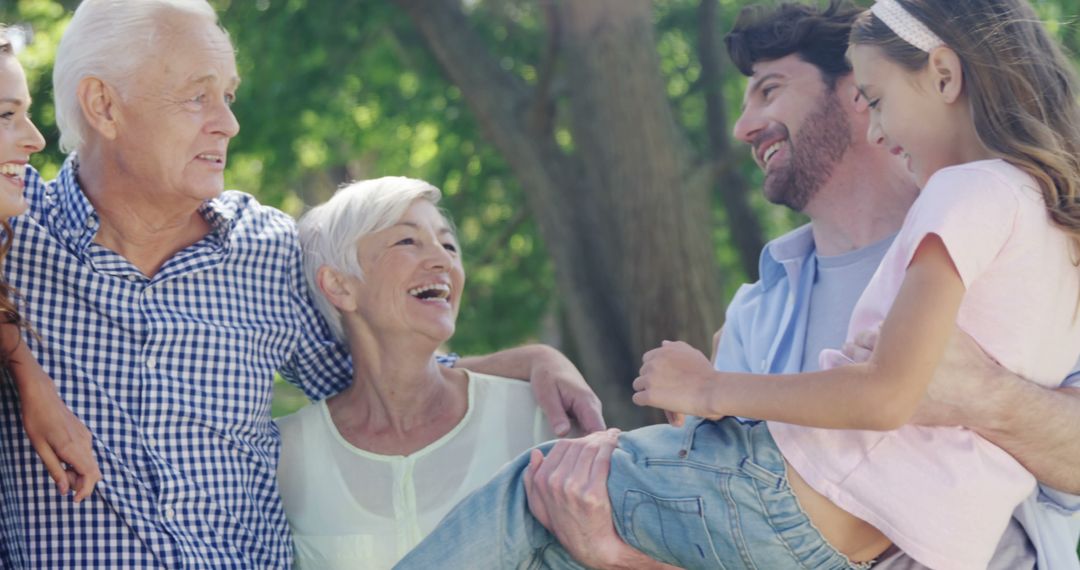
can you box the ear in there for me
[316,265,359,313]
[927,46,964,104]
[77,77,119,140]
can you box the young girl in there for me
[631,0,1080,567]
[394,1,1079,569]
[0,30,99,502]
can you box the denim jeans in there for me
[395,418,866,569]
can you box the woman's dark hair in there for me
[725,0,863,88]
[851,0,1080,255]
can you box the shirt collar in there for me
[758,224,816,290]
[50,154,100,253]
[49,153,240,250]
[200,195,240,245]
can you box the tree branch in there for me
[528,0,560,136]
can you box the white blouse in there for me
[276,371,554,569]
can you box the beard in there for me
[761,89,851,212]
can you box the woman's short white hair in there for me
[53,0,221,153]
[298,177,444,343]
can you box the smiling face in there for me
[849,44,973,187]
[732,54,852,212]
[107,13,239,206]
[0,53,45,218]
[349,199,465,345]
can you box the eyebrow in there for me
[190,73,242,90]
[741,72,784,111]
[0,97,26,106]
[395,221,456,237]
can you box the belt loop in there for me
[679,416,705,458]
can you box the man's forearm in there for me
[457,344,605,435]
[975,373,1080,494]
[455,344,557,381]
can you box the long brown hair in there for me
[851,0,1080,255]
[0,33,31,367]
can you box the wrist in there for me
[608,546,668,570]
[12,370,54,394]
[526,344,564,370]
[704,372,730,418]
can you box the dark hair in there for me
[851,0,1080,255]
[725,0,863,88]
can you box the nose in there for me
[866,117,885,147]
[423,240,454,271]
[209,97,240,139]
[20,115,45,154]
[732,105,764,145]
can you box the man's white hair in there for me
[53,0,221,153]
[298,177,444,343]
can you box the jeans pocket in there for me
[739,457,784,489]
[619,490,727,570]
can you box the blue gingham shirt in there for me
[0,156,355,568]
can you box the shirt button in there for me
[146,356,158,369]
[163,506,176,521]
[146,437,158,448]
[144,288,154,300]
[127,275,138,282]
[85,218,94,228]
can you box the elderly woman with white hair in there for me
[276,176,554,569]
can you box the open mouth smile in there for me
[408,283,451,301]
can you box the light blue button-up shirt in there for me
[713,224,1080,570]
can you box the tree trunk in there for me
[698,0,765,281]
[396,0,725,428]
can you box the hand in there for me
[632,341,723,419]
[657,329,729,429]
[18,375,101,502]
[524,430,675,570]
[528,346,605,436]
[841,327,879,364]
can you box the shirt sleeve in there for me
[712,284,756,374]
[278,232,353,401]
[898,164,1021,288]
[533,405,557,444]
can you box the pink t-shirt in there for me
[769,160,1080,570]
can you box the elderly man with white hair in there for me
[277,177,555,569]
[0,1,602,567]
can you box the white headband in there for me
[870,0,944,52]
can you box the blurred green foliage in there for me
[3,0,1079,423]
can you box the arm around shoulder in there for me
[457,344,605,436]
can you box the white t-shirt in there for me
[276,370,554,569]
